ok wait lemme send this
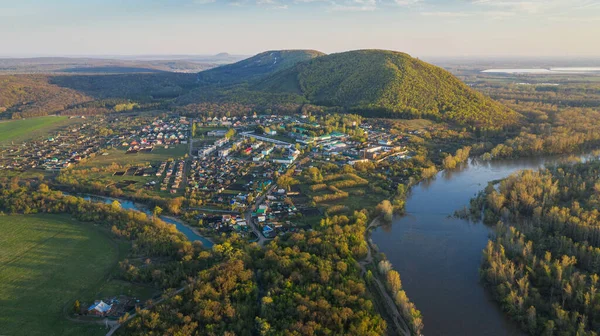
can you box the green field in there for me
[0,116,74,143]
[0,214,119,336]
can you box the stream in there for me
[72,193,214,248]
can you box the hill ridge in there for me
[252,49,519,127]
[196,49,325,86]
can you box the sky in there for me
[1,0,600,58]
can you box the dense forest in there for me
[0,75,91,118]
[481,84,600,159]
[253,50,520,128]
[174,84,308,109]
[254,212,387,335]
[473,162,600,335]
[0,178,419,335]
[121,213,395,335]
[122,245,260,335]
[0,73,197,119]
[477,82,600,110]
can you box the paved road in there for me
[245,186,276,247]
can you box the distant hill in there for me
[196,50,325,86]
[0,57,218,74]
[61,66,167,74]
[0,49,519,128]
[0,73,198,119]
[253,50,519,127]
[0,75,91,118]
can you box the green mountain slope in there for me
[254,50,520,127]
[197,50,325,86]
[0,75,91,119]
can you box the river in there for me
[71,156,576,334]
[74,194,214,248]
[370,156,581,336]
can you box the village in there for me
[0,115,191,172]
[2,112,412,243]
[0,120,109,171]
[2,111,423,332]
[182,114,411,241]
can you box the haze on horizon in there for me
[1,0,600,58]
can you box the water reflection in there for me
[370,156,576,336]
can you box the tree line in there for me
[0,178,426,335]
[475,162,600,334]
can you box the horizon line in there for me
[2,53,600,60]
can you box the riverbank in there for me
[64,192,215,248]
[162,215,215,246]
[361,217,412,336]
[369,157,564,335]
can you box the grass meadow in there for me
[0,214,119,336]
[0,116,75,143]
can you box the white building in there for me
[218,148,231,157]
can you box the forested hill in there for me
[254,49,520,128]
[0,49,519,129]
[0,73,199,119]
[0,75,92,118]
[196,49,325,86]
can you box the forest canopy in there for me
[475,161,600,335]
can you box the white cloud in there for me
[217,0,423,10]
[472,0,600,15]
[255,0,290,9]
[481,10,515,19]
[394,0,421,6]
[419,10,514,20]
[326,0,379,11]
[329,4,377,11]
[189,0,598,15]
[354,0,377,5]
[576,2,600,9]
[420,11,471,17]
[327,0,420,11]
[472,1,545,14]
